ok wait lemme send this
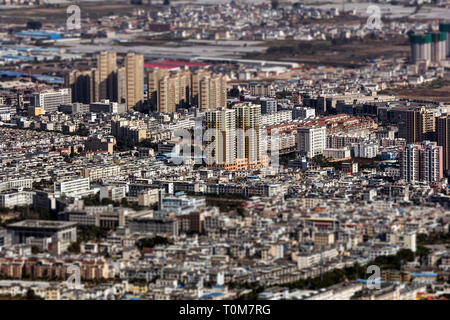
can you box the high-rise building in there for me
[117,66,126,104]
[31,89,72,113]
[260,98,277,115]
[97,52,118,102]
[205,104,265,170]
[191,71,226,111]
[200,74,226,111]
[123,53,144,110]
[406,107,436,143]
[400,141,443,183]
[205,108,236,167]
[409,31,448,64]
[297,126,327,158]
[421,141,443,183]
[436,115,450,172]
[430,32,447,63]
[65,69,97,104]
[440,22,450,58]
[234,103,262,165]
[148,68,170,107]
[157,70,190,114]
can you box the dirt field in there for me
[395,86,450,103]
[0,1,138,24]
[247,35,410,67]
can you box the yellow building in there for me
[45,287,61,300]
[124,52,144,110]
[132,283,148,295]
[314,232,335,247]
[97,51,117,102]
[28,106,43,117]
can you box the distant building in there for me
[297,126,326,158]
[293,106,315,120]
[400,141,443,183]
[84,136,116,154]
[31,89,72,113]
[0,189,35,208]
[122,52,144,110]
[54,177,90,197]
[128,215,179,237]
[7,220,77,245]
[406,107,436,144]
[436,115,450,172]
[260,98,277,114]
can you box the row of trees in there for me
[238,248,429,299]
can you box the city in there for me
[0,0,449,304]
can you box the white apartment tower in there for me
[297,126,327,158]
[205,109,236,166]
[233,103,262,164]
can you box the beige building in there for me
[122,53,144,110]
[138,188,160,207]
[157,71,190,114]
[148,68,170,107]
[406,107,436,143]
[314,232,335,247]
[65,69,97,104]
[82,165,121,182]
[111,118,147,144]
[97,51,117,102]
[437,115,450,171]
[196,72,226,111]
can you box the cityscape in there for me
[0,0,449,303]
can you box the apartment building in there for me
[400,141,443,183]
[205,108,236,168]
[97,51,118,102]
[82,165,121,182]
[297,126,327,158]
[436,115,450,171]
[261,110,292,126]
[406,107,436,143]
[128,214,179,237]
[123,52,144,110]
[54,177,90,197]
[0,189,35,208]
[234,103,262,165]
[31,88,72,113]
[65,69,97,104]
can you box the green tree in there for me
[26,21,42,30]
[271,0,279,9]
[25,289,41,300]
[67,242,81,254]
[136,236,172,250]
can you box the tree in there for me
[136,236,172,250]
[26,21,42,30]
[271,0,279,10]
[67,242,81,254]
[31,246,41,254]
[26,289,41,300]
[396,249,415,263]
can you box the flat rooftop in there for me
[7,219,77,229]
